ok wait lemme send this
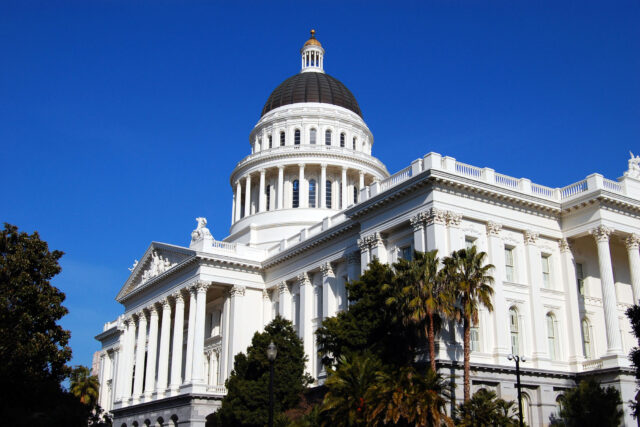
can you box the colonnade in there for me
[232,164,369,223]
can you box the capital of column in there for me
[410,213,426,231]
[298,163,305,169]
[558,238,571,253]
[523,230,539,245]
[321,163,327,170]
[297,272,311,287]
[590,225,613,243]
[160,297,171,310]
[229,285,246,298]
[277,165,285,171]
[426,208,447,226]
[625,234,640,250]
[359,170,364,177]
[320,262,334,278]
[446,211,463,228]
[347,251,359,264]
[259,168,266,175]
[486,221,502,237]
[369,232,384,248]
[342,166,348,172]
[277,282,290,295]
[147,304,159,316]
[172,290,185,304]
[262,289,270,300]
[195,280,210,294]
[357,238,369,251]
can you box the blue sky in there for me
[1,1,639,368]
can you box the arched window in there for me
[582,318,592,359]
[340,132,345,147]
[547,313,557,360]
[520,393,531,426]
[268,134,272,148]
[310,128,316,144]
[309,179,316,208]
[352,137,357,150]
[240,193,245,218]
[326,180,332,209]
[509,307,519,355]
[292,180,299,208]
[258,137,262,151]
[339,184,343,209]
[280,131,285,146]
[266,184,271,211]
[294,129,301,145]
[325,129,332,145]
[353,185,358,204]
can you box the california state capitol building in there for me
[95,31,640,426]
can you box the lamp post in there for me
[508,354,526,427]
[267,341,278,427]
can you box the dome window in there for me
[340,133,345,148]
[268,135,272,149]
[292,180,299,208]
[309,179,317,208]
[325,130,332,146]
[352,137,357,150]
[280,131,285,146]
[294,129,301,145]
[310,129,317,145]
[325,180,332,209]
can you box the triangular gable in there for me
[116,242,195,301]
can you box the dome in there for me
[261,72,363,118]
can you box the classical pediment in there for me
[116,242,195,301]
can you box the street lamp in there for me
[507,354,526,427]
[267,341,278,427]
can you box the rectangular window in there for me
[310,129,316,144]
[465,237,476,250]
[293,294,300,333]
[400,246,412,261]
[280,132,285,146]
[326,180,332,209]
[268,135,272,148]
[542,255,551,288]
[266,185,271,211]
[315,287,323,319]
[505,247,514,282]
[470,327,479,352]
[576,263,585,296]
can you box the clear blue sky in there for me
[1,1,639,368]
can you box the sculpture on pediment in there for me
[625,151,640,179]
[190,217,213,247]
[128,259,138,272]
[140,250,175,284]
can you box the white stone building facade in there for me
[96,32,640,426]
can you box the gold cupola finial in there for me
[303,29,322,47]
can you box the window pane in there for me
[268,135,272,148]
[292,180,299,208]
[294,130,300,145]
[326,180,332,208]
[309,180,316,208]
[325,130,331,145]
[352,137,356,150]
[310,129,316,144]
[465,238,475,250]
[280,132,285,146]
[505,248,514,282]
[576,263,584,295]
[266,185,271,211]
[340,133,345,147]
[353,186,358,204]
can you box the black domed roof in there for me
[261,72,362,118]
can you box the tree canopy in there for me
[551,379,623,427]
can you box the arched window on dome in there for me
[280,131,285,146]
[325,180,332,209]
[258,137,262,151]
[509,307,520,355]
[292,180,299,208]
[340,132,345,147]
[294,129,301,145]
[266,184,271,211]
[310,128,317,145]
[353,185,358,204]
[309,179,316,208]
[268,134,272,149]
[325,129,332,146]
[581,317,593,359]
[352,137,357,150]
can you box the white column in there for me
[410,213,426,252]
[185,287,197,383]
[321,263,336,319]
[169,291,185,395]
[132,312,148,402]
[231,190,236,224]
[320,164,327,208]
[211,351,219,386]
[298,273,314,373]
[192,281,209,384]
[341,167,348,209]
[299,163,307,208]
[144,305,159,399]
[486,222,510,359]
[219,296,231,383]
[446,211,463,253]
[262,289,272,327]
[559,238,583,362]
[523,230,547,363]
[235,180,242,221]
[244,174,252,217]
[122,318,136,402]
[359,171,365,189]
[278,282,292,320]
[277,166,284,209]
[425,208,447,252]
[625,234,640,304]
[590,225,623,354]
[156,299,172,397]
[346,251,360,282]
[114,324,127,402]
[358,238,370,274]
[259,169,266,213]
[227,285,246,377]
[110,351,119,409]
[98,353,106,408]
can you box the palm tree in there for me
[320,354,381,426]
[442,246,494,402]
[366,366,454,426]
[69,365,100,408]
[455,388,519,426]
[392,250,444,372]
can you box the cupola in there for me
[300,29,324,73]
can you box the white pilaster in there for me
[446,211,463,252]
[485,221,510,359]
[262,289,272,328]
[185,287,197,383]
[132,312,148,402]
[369,232,386,263]
[358,238,370,274]
[425,208,447,252]
[169,291,185,395]
[191,281,209,385]
[259,169,266,213]
[156,299,171,397]
[219,295,231,383]
[590,225,623,354]
[523,230,548,364]
[625,234,640,304]
[410,213,426,252]
[227,285,246,378]
[277,166,284,209]
[558,238,583,363]
[278,282,292,320]
[298,273,314,374]
[144,305,159,399]
[321,262,336,319]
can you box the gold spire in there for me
[304,29,322,47]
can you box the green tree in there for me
[70,365,100,407]
[366,365,453,426]
[392,250,444,372]
[214,315,312,426]
[0,223,88,426]
[455,388,519,427]
[626,304,640,417]
[320,354,381,427]
[551,379,623,427]
[442,246,494,402]
[316,260,419,369]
